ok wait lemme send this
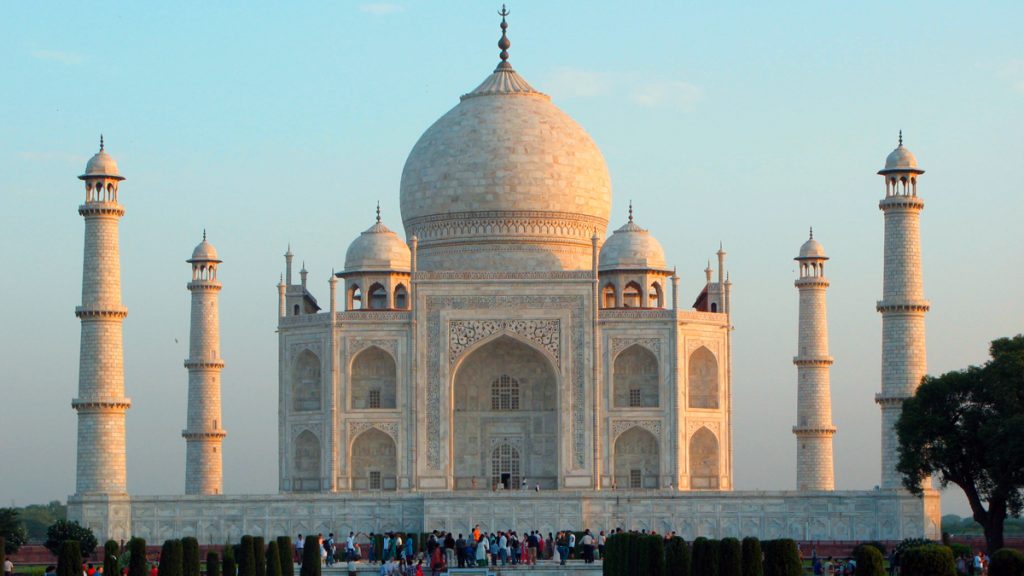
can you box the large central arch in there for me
[451,334,559,490]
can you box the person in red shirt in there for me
[149,564,158,576]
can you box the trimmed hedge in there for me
[265,542,282,576]
[0,538,5,576]
[104,540,120,576]
[58,540,83,576]
[182,537,200,576]
[990,548,1024,576]
[693,538,720,576]
[763,539,801,576]
[665,537,691,576]
[221,544,236,576]
[206,552,220,576]
[158,540,183,576]
[252,538,265,576]
[275,537,292,576]
[720,538,741,576]
[299,536,320,576]
[128,538,148,576]
[741,537,762,576]
[237,537,255,576]
[900,544,956,576]
[853,544,885,576]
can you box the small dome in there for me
[79,138,124,181]
[884,145,917,171]
[344,218,411,273]
[798,237,826,259]
[599,214,669,272]
[190,239,220,262]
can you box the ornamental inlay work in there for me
[610,337,661,359]
[686,421,721,437]
[449,319,560,368]
[427,295,586,470]
[288,341,323,360]
[347,421,398,443]
[349,338,398,360]
[611,419,662,440]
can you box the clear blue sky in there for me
[1,1,1022,517]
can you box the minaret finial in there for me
[99,134,105,151]
[898,130,903,147]
[203,229,207,242]
[376,201,382,223]
[497,4,511,64]
[809,226,813,240]
[628,200,634,223]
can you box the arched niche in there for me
[689,427,719,490]
[602,283,617,309]
[368,283,387,310]
[394,284,409,310]
[688,346,719,409]
[351,346,397,409]
[623,281,642,308]
[350,428,397,491]
[292,349,322,412]
[293,430,321,492]
[613,427,660,489]
[452,335,558,490]
[649,282,663,308]
[613,345,659,408]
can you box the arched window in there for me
[710,302,718,313]
[394,284,409,310]
[292,349,322,412]
[293,430,321,492]
[649,282,663,308]
[491,375,520,411]
[351,346,397,409]
[613,345,659,408]
[491,444,521,490]
[348,284,362,310]
[602,283,617,309]
[623,282,642,308]
[689,427,719,489]
[368,283,387,310]
[293,304,300,316]
[688,346,719,409]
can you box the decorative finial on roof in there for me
[497,4,511,64]
[898,130,903,147]
[628,200,634,223]
[99,134,105,151]
[809,226,813,240]
[203,229,207,242]
[376,201,382,223]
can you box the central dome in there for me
[399,60,612,272]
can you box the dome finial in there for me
[497,4,511,64]
[99,134,105,151]
[376,201,382,223]
[898,130,903,147]
[203,228,207,242]
[628,200,634,223]
[809,226,813,240]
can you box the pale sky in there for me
[1,1,1022,517]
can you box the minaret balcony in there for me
[72,398,132,411]
[184,358,225,369]
[878,196,925,211]
[78,202,125,217]
[182,429,228,440]
[75,305,128,319]
[792,355,834,366]
[792,425,836,436]
[876,299,930,313]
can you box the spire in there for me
[203,229,207,242]
[628,200,634,223]
[898,130,903,147]
[497,4,511,66]
[99,134,105,151]
[809,226,813,240]
[376,201,382,224]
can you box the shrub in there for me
[265,542,282,576]
[853,544,885,576]
[182,537,200,576]
[158,540,183,576]
[128,538,148,576]
[693,538,720,576]
[0,538,5,576]
[104,540,120,576]
[720,537,742,576]
[46,520,98,558]
[664,537,691,576]
[252,538,265,576]
[990,548,1024,576]
[858,541,887,557]
[741,537,762,576]
[207,552,220,576]
[900,544,956,576]
[299,536,319,576]
[237,536,255,576]
[895,538,934,556]
[637,535,665,576]
[275,537,292,576]
[222,544,236,576]
[763,539,801,576]
[948,543,971,559]
[58,540,83,576]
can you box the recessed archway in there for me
[293,430,321,492]
[350,428,397,491]
[613,427,659,489]
[689,427,719,490]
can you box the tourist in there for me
[394,533,403,561]
[489,534,499,566]
[455,534,466,568]
[4,557,13,576]
[296,534,304,566]
[556,532,569,565]
[527,530,539,565]
[597,530,606,559]
[546,532,554,560]
[382,533,392,564]
[581,529,594,563]
[443,531,455,568]
[973,550,984,575]
[475,536,487,567]
[403,533,414,560]
[346,532,356,561]
[148,563,158,576]
[429,544,445,576]
[568,531,576,559]
[368,532,376,563]
[497,532,508,565]
[325,533,335,566]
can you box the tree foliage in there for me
[221,544,236,576]
[719,537,742,576]
[741,537,762,576]
[182,537,200,576]
[896,334,1024,553]
[128,538,148,576]
[265,542,282,576]
[58,541,83,576]
[763,539,801,576]
[206,552,221,576]
[104,540,120,576]
[252,538,265,576]
[299,536,319,576]
[275,537,291,576]
[990,548,1024,576]
[0,509,28,553]
[853,544,885,576]
[158,540,183,576]
[664,537,691,576]
[237,536,256,576]
[899,544,956,576]
[18,502,67,542]
[46,520,98,558]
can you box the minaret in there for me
[73,136,131,495]
[876,132,929,489]
[793,229,836,491]
[183,232,227,495]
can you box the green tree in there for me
[58,541,83,576]
[252,537,265,576]
[46,520,98,558]
[0,509,28,553]
[299,536,319,576]
[20,502,67,542]
[206,552,221,576]
[853,544,885,576]
[664,537,691,576]
[104,540,120,576]
[719,537,742,576]
[989,548,1024,576]
[275,537,292,576]
[128,538,148,576]
[182,537,200,576]
[265,542,282,576]
[158,540,183,576]
[221,544,236,576]
[741,537,762,576]
[237,536,255,576]
[896,335,1024,553]
[899,544,956,576]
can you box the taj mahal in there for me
[67,11,941,545]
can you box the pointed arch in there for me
[602,282,617,309]
[394,283,409,310]
[614,344,659,408]
[689,427,719,489]
[350,346,397,409]
[623,281,642,308]
[368,283,388,310]
[293,430,321,492]
[688,346,719,409]
[649,282,663,308]
[350,428,397,491]
[613,426,660,489]
[490,443,521,490]
[348,284,363,310]
[292,349,322,412]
